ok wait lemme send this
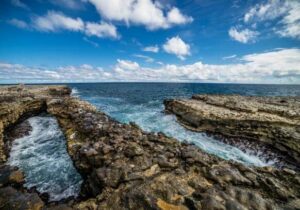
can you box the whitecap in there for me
[8,116,82,202]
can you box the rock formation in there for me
[164,94,300,168]
[0,86,300,209]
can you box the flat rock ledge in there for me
[164,94,300,168]
[0,86,300,210]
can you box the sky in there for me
[0,0,300,84]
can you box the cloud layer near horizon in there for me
[1,48,299,84]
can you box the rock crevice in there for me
[164,94,300,168]
[0,86,300,210]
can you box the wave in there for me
[83,96,280,167]
[8,116,82,201]
[71,88,80,97]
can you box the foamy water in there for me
[78,93,278,167]
[8,116,82,201]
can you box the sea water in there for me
[70,83,300,167]
[8,116,82,201]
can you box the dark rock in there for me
[1,85,300,210]
[0,186,44,210]
[164,94,300,167]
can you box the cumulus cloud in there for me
[242,0,300,39]
[31,11,118,39]
[8,18,28,29]
[86,0,193,30]
[33,11,84,32]
[143,45,159,53]
[2,49,299,84]
[163,36,191,60]
[229,27,259,43]
[116,59,140,70]
[85,21,118,38]
[167,7,193,25]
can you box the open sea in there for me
[69,83,300,167]
[6,82,300,201]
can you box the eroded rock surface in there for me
[0,85,70,210]
[164,94,300,167]
[47,96,300,209]
[0,85,71,163]
[1,86,300,210]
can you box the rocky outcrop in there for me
[0,85,70,210]
[164,94,300,167]
[47,96,300,209]
[1,86,300,210]
[0,85,71,163]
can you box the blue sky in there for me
[0,0,300,84]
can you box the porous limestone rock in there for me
[164,94,300,166]
[1,86,300,210]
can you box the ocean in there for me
[69,83,300,167]
[6,82,300,201]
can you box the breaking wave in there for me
[8,116,82,202]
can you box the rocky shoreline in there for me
[164,94,300,169]
[1,85,300,209]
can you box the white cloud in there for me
[86,0,193,30]
[244,0,285,23]
[8,18,28,29]
[2,49,299,84]
[143,45,159,53]
[242,48,300,71]
[222,54,237,60]
[116,59,140,70]
[229,27,259,43]
[163,36,191,60]
[31,11,118,39]
[85,21,118,38]
[11,0,29,10]
[133,54,154,63]
[167,7,193,25]
[33,11,84,32]
[277,1,300,39]
[242,0,300,39]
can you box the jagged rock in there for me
[9,170,24,184]
[0,186,44,210]
[1,85,300,209]
[164,94,300,166]
[0,85,70,162]
[0,165,24,187]
[48,96,300,209]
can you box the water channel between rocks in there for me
[8,115,83,202]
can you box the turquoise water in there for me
[8,116,82,201]
[70,83,300,166]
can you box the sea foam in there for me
[8,116,82,201]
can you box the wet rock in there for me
[0,166,24,187]
[164,95,300,167]
[0,186,44,210]
[1,85,300,209]
[46,92,300,209]
[9,170,24,184]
